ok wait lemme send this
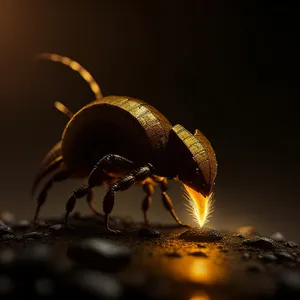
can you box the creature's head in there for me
[168,124,217,197]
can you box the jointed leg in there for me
[33,167,69,224]
[65,184,90,226]
[152,176,190,228]
[142,182,155,225]
[103,163,154,233]
[86,177,120,217]
[64,154,135,229]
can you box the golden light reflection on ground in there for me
[144,248,229,286]
[167,255,227,285]
[189,291,210,300]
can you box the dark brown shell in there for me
[171,124,217,191]
[61,96,172,172]
[193,128,217,185]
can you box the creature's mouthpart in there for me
[182,183,214,228]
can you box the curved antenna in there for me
[36,52,104,101]
[54,101,74,119]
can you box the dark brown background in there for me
[0,1,299,241]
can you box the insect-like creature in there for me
[32,53,218,234]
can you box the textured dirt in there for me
[0,213,300,300]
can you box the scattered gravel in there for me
[284,241,298,248]
[0,215,299,299]
[259,252,277,262]
[242,237,276,249]
[274,251,295,262]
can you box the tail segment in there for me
[36,52,103,101]
[32,141,64,196]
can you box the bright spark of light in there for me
[182,183,214,228]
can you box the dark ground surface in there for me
[0,213,299,300]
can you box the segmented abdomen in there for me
[61,96,172,172]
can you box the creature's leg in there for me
[152,176,191,228]
[142,182,155,225]
[33,167,69,224]
[64,154,134,227]
[103,163,154,234]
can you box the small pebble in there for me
[49,224,64,232]
[0,221,13,236]
[188,251,208,257]
[13,220,31,229]
[67,238,132,272]
[137,228,161,238]
[49,224,75,235]
[260,252,277,262]
[274,251,295,261]
[180,227,223,242]
[242,236,276,249]
[236,226,256,235]
[71,270,123,300]
[234,233,246,238]
[284,241,298,248]
[270,232,285,242]
[164,251,182,258]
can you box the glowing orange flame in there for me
[182,183,214,227]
